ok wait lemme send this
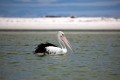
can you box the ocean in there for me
[0,31,120,80]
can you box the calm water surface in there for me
[0,31,120,80]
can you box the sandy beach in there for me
[0,17,120,30]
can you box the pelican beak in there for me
[61,35,73,51]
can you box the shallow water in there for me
[0,31,120,80]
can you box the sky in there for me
[0,0,120,18]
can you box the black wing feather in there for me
[34,42,57,54]
[45,42,57,47]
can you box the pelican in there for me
[34,31,72,56]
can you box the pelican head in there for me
[58,31,72,51]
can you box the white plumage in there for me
[46,46,67,55]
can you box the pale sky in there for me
[0,0,120,18]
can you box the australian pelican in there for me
[34,31,72,56]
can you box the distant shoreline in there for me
[0,29,120,32]
[0,17,120,30]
